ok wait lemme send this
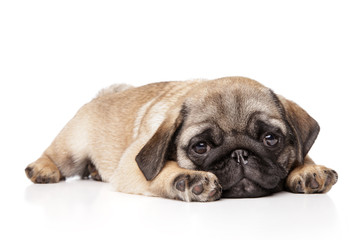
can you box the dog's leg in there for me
[25,145,91,184]
[25,113,93,183]
[25,141,93,184]
[111,144,222,202]
[285,156,338,193]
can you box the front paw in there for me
[173,172,222,202]
[286,165,338,194]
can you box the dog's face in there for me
[136,77,319,198]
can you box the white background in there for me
[1,1,358,239]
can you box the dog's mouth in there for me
[208,157,286,198]
[222,178,272,198]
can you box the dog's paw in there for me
[81,162,102,181]
[25,161,62,184]
[286,165,338,194]
[173,172,222,202]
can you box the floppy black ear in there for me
[278,96,320,162]
[135,108,184,181]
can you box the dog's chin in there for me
[222,178,272,198]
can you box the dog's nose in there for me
[231,149,250,165]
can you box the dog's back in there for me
[25,80,198,182]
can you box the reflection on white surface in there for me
[20,179,341,240]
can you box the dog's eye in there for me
[263,134,279,147]
[192,142,210,154]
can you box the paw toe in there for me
[306,174,319,190]
[25,167,34,179]
[176,178,186,192]
[192,184,204,195]
[331,170,338,184]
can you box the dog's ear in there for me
[277,95,320,162]
[135,106,185,181]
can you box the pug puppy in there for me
[25,77,338,201]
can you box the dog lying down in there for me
[25,77,338,201]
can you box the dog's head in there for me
[136,77,319,198]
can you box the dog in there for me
[25,77,338,201]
